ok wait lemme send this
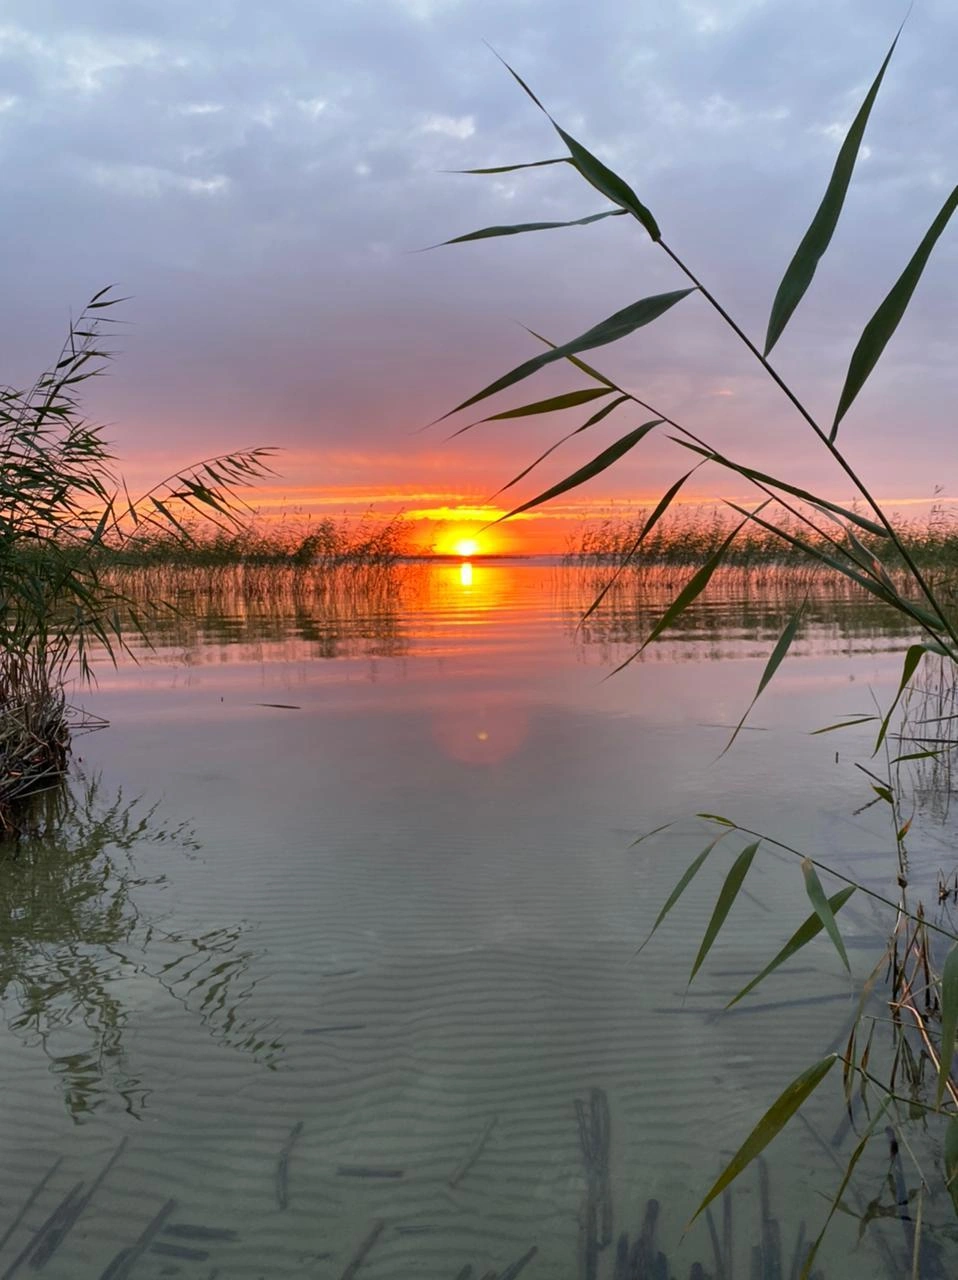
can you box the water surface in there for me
[0,561,953,1278]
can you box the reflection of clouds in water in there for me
[0,772,281,1121]
[431,701,529,766]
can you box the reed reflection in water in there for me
[0,771,281,1121]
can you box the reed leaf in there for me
[669,439,888,538]
[493,52,661,240]
[579,466,701,627]
[945,1116,958,1218]
[523,327,620,390]
[689,840,760,984]
[450,158,571,174]
[451,387,616,439]
[801,858,850,972]
[832,183,958,437]
[435,290,693,424]
[801,1099,892,1279]
[936,945,958,1108]
[489,396,629,496]
[721,602,806,755]
[726,886,856,1008]
[433,209,625,247]
[810,716,879,735]
[688,1055,838,1225]
[611,512,757,674]
[875,643,947,752]
[764,29,901,356]
[490,420,663,522]
[634,832,727,956]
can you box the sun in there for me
[454,538,479,558]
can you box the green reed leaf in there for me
[688,1055,838,1226]
[875,643,947,752]
[610,511,758,674]
[945,1116,958,1218]
[433,208,625,248]
[764,28,901,356]
[727,886,856,1008]
[801,858,850,972]
[489,395,629,495]
[810,715,879,735]
[434,290,693,424]
[721,602,806,755]
[635,832,728,956]
[579,466,701,627]
[555,125,662,241]
[491,420,663,522]
[936,944,958,1108]
[690,841,760,983]
[493,51,661,240]
[723,500,945,630]
[449,158,572,174]
[522,327,621,391]
[669,438,889,538]
[631,820,675,846]
[801,1098,892,1279]
[832,183,958,438]
[451,387,616,439]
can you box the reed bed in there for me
[97,510,411,572]
[565,506,958,574]
[0,291,272,834]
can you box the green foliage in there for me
[0,291,275,827]
[434,22,958,1264]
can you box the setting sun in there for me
[454,538,479,558]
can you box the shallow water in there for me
[1,561,955,1278]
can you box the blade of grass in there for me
[488,420,664,523]
[721,602,806,755]
[448,157,571,174]
[433,290,693,424]
[936,945,958,1108]
[431,209,625,247]
[764,27,902,355]
[688,1056,838,1225]
[487,396,629,496]
[490,49,661,240]
[450,387,616,439]
[832,184,958,437]
[690,841,760,984]
[800,1098,892,1279]
[635,832,728,955]
[801,859,850,972]
[726,887,856,1008]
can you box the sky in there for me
[1,0,956,554]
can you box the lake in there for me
[0,559,954,1278]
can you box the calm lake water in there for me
[1,560,956,1278]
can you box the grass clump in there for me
[102,510,410,571]
[0,291,273,833]
[567,504,958,572]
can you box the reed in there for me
[96,510,410,571]
[0,290,273,832]
[434,21,958,1272]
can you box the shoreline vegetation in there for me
[0,290,273,835]
[430,17,958,1271]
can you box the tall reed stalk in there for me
[0,290,274,830]
[432,23,958,1273]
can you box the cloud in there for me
[0,0,954,534]
[420,112,475,139]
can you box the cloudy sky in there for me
[2,0,955,552]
